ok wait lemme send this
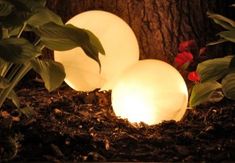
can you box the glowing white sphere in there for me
[112,59,188,125]
[54,10,139,91]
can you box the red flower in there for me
[188,71,201,83]
[178,40,196,52]
[174,51,193,68]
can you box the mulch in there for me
[0,82,235,162]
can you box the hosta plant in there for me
[0,0,104,110]
[189,6,235,107]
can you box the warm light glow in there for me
[54,10,139,91]
[112,59,188,125]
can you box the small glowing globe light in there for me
[54,10,139,91]
[112,59,188,125]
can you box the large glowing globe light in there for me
[112,59,188,125]
[54,10,139,91]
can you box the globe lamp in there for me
[111,59,188,125]
[54,10,139,91]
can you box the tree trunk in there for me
[46,0,235,62]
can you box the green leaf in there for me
[0,76,9,89]
[207,38,228,46]
[35,23,88,50]
[0,57,9,75]
[208,89,224,103]
[35,23,103,66]
[84,29,105,55]
[196,56,232,82]
[31,59,65,92]
[218,30,235,43]
[8,25,23,37]
[10,0,46,12]
[222,72,235,100]
[189,81,222,107]
[0,27,9,39]
[229,56,235,68]
[27,8,63,27]
[180,61,190,70]
[0,0,14,16]
[1,0,47,28]
[1,10,31,28]
[8,90,20,108]
[213,20,235,31]
[0,38,39,63]
[207,12,235,30]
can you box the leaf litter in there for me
[0,82,234,162]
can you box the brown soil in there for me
[0,81,235,162]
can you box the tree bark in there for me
[46,0,235,62]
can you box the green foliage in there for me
[222,72,235,100]
[27,8,63,26]
[0,0,104,110]
[190,7,235,107]
[0,38,39,63]
[0,0,14,17]
[207,11,235,30]
[196,56,232,82]
[218,30,235,43]
[31,59,65,92]
[207,11,235,45]
[0,76,9,88]
[34,22,105,66]
[190,81,222,107]
[8,90,20,108]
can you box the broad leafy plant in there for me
[0,0,105,109]
[189,6,235,107]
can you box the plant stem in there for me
[17,23,26,38]
[7,64,22,82]
[1,62,12,77]
[0,62,31,109]
[34,38,41,46]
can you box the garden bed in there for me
[0,81,235,162]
